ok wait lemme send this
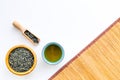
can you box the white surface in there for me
[0,0,120,80]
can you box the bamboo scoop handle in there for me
[13,21,26,33]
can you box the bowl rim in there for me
[42,42,64,65]
[5,44,37,76]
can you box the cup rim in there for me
[5,45,37,76]
[42,42,64,65]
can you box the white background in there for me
[0,0,120,80]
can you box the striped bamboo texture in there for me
[49,18,120,80]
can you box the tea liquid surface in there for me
[44,45,62,62]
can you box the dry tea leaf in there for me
[9,47,34,72]
[24,30,39,44]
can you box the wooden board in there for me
[49,18,120,80]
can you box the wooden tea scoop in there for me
[13,21,40,45]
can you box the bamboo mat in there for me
[49,18,120,80]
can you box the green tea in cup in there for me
[42,42,64,65]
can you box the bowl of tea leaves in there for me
[5,45,37,75]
